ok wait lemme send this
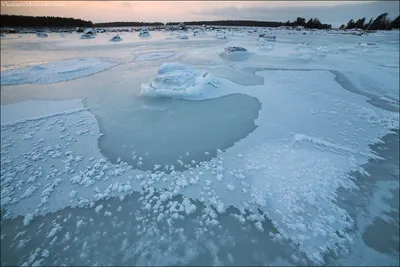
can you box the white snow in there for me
[1,58,117,85]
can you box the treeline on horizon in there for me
[1,14,93,28]
[166,18,332,29]
[341,13,400,30]
[94,21,163,27]
[1,14,400,30]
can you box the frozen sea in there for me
[0,28,399,266]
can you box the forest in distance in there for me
[1,14,400,30]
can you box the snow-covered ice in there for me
[1,58,117,85]
[135,52,174,62]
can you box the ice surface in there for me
[135,52,174,62]
[0,58,117,85]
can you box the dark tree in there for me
[0,15,93,28]
[346,19,356,29]
[354,17,366,29]
[94,21,164,27]
[388,15,400,29]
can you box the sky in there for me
[1,1,399,27]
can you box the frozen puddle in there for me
[97,94,261,171]
[0,58,117,86]
[1,69,399,265]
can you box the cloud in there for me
[193,1,400,27]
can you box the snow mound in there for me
[80,34,95,39]
[259,34,276,41]
[135,52,174,62]
[139,28,150,37]
[36,32,48,38]
[220,47,250,61]
[1,58,117,86]
[141,62,218,99]
[110,34,123,42]
[224,46,247,53]
[178,35,189,39]
[83,28,96,35]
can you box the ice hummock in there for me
[36,32,48,38]
[110,34,123,42]
[80,33,95,39]
[139,28,150,37]
[259,33,276,41]
[220,46,250,61]
[224,46,247,53]
[140,62,218,99]
[83,28,96,35]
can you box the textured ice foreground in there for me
[1,69,398,264]
[0,58,117,85]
